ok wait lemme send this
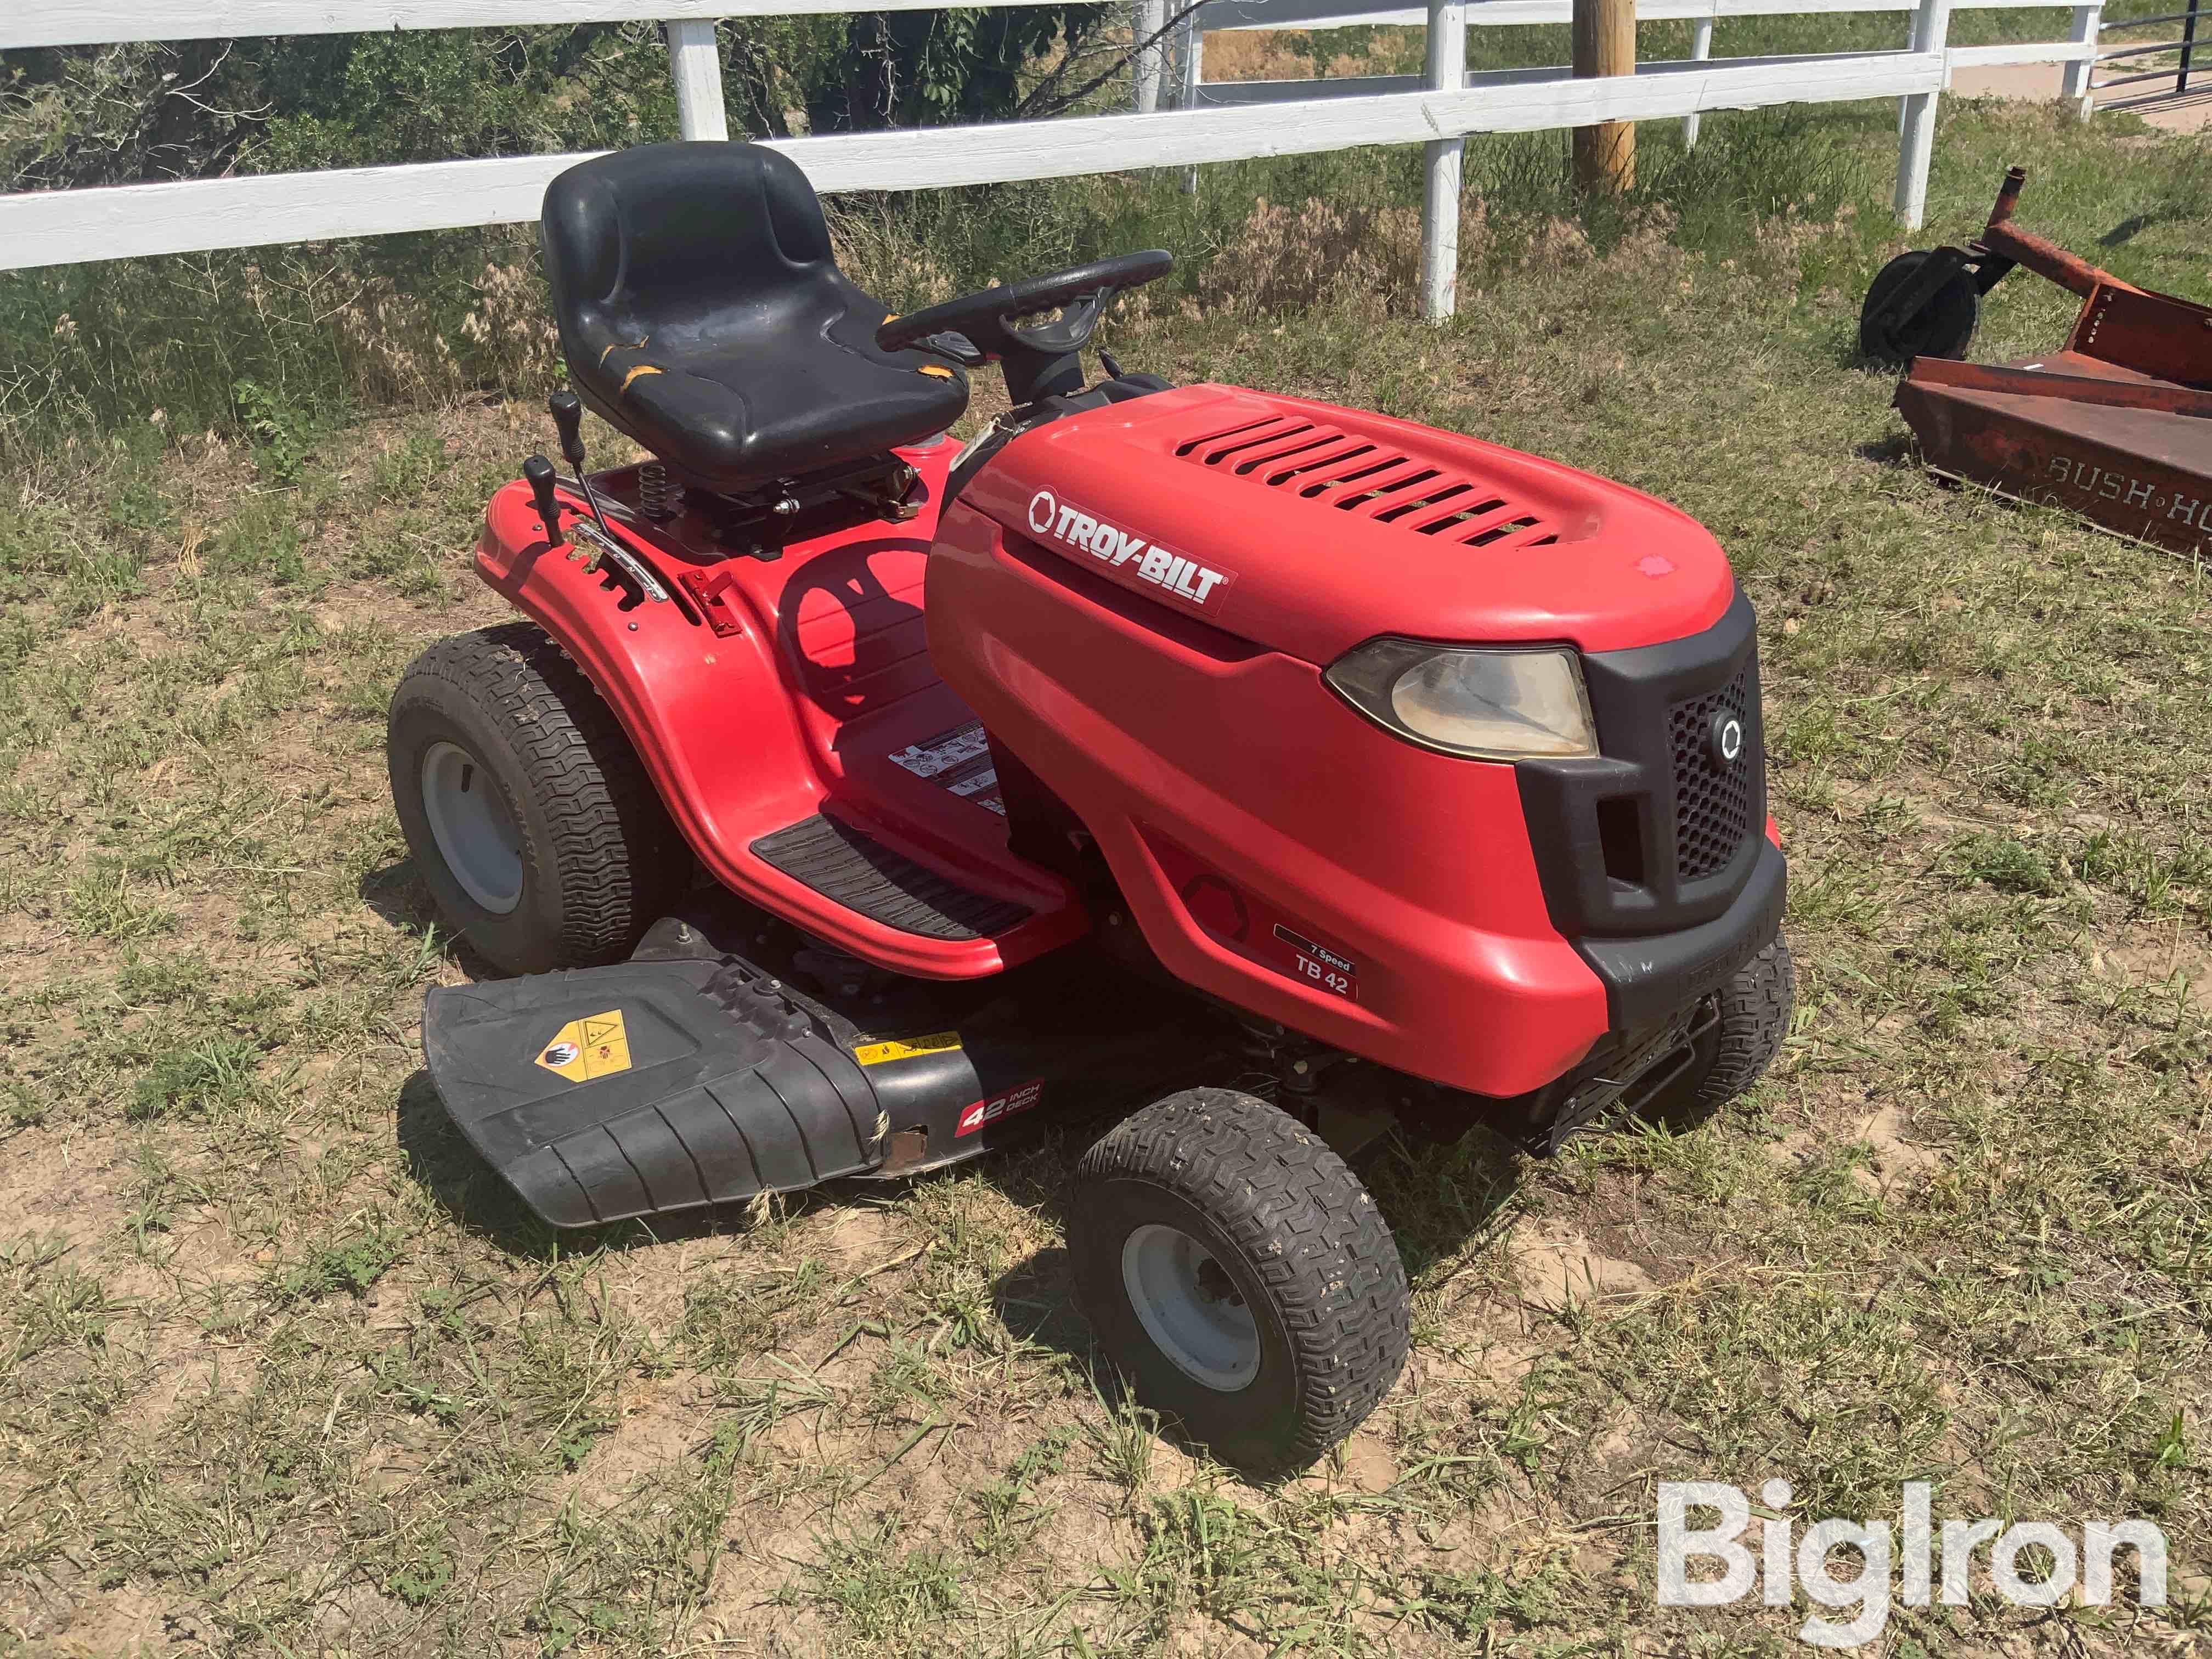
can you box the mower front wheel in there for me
[387,623,691,975]
[1639,935,1795,1130]
[1068,1088,1410,1475]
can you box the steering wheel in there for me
[877,250,1173,364]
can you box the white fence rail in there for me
[1185,0,2095,167]
[0,0,2099,319]
[1,0,1068,49]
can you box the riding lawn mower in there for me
[388,140,1792,1471]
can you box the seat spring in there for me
[640,462,680,521]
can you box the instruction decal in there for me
[888,722,991,780]
[888,721,1006,816]
[535,1010,631,1082]
[956,1080,1044,1137]
[854,1031,964,1066]
[940,757,1005,816]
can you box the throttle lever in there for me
[523,454,565,545]
[547,391,615,538]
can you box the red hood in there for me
[963,383,1736,662]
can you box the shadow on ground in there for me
[1855,432,1917,466]
[359,860,514,983]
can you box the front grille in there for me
[1514,589,1767,1013]
[1667,666,1755,882]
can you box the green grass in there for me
[2,94,2209,1656]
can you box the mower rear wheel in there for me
[1067,1088,1410,1475]
[1859,251,1979,365]
[387,623,691,974]
[1639,935,1795,1130]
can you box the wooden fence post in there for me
[1892,0,1951,227]
[1681,12,1715,146]
[665,19,729,141]
[1572,0,1635,191]
[1420,0,1466,320]
[2059,3,2100,113]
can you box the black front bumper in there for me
[1579,837,1784,1026]
[1516,588,1784,1028]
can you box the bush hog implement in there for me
[1863,165,2212,562]
[390,141,1791,1470]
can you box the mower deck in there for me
[426,954,878,1227]
[422,914,1238,1229]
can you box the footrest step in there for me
[751,812,1031,941]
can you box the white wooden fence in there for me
[1,0,2100,320]
[1144,0,2096,308]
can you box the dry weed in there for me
[459,262,562,388]
[1199,31,1316,83]
[1202,26,1423,82]
[1201,194,1427,319]
[830,220,964,314]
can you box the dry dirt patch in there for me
[1506,1222,1658,1312]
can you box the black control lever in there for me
[523,454,565,544]
[548,390,614,537]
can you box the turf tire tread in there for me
[1073,1088,1410,1471]
[392,623,687,968]
[1695,935,1793,1108]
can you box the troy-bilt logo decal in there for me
[956,1080,1044,1137]
[1026,490,1235,609]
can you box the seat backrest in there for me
[541,140,845,369]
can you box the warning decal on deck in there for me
[853,1030,964,1066]
[535,1010,631,1083]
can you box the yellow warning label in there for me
[853,1030,962,1066]
[535,1010,631,1083]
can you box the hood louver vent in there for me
[1173,414,1560,550]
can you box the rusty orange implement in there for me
[1866,166,2212,562]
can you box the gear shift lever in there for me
[548,391,614,537]
[523,454,565,544]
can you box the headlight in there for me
[1324,640,1598,759]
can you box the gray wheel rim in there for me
[1121,1222,1260,1391]
[419,740,523,915]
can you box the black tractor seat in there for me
[539,142,969,494]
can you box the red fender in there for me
[472,443,1085,979]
